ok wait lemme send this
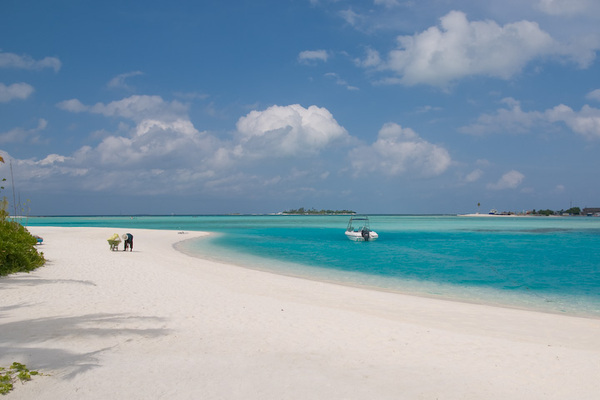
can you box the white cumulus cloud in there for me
[368,11,585,86]
[460,97,600,139]
[537,0,595,15]
[298,50,329,64]
[24,99,355,195]
[42,94,224,192]
[57,98,88,113]
[487,170,525,190]
[350,123,451,177]
[0,82,34,102]
[58,95,188,123]
[459,98,545,135]
[586,89,600,102]
[92,118,211,167]
[108,71,144,90]
[465,168,484,183]
[355,48,382,68]
[0,119,47,144]
[545,104,600,139]
[0,51,61,72]
[235,104,349,158]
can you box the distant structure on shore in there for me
[465,206,600,217]
[582,208,600,217]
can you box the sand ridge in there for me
[2,226,599,399]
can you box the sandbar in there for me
[2,226,600,399]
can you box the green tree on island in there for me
[283,207,355,215]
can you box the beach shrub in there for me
[0,208,45,276]
[0,156,45,275]
[0,362,40,395]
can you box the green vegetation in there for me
[283,207,355,215]
[531,207,581,216]
[565,207,581,215]
[0,362,40,395]
[0,157,45,276]
[0,210,45,276]
[535,209,555,216]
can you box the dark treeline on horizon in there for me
[282,207,356,215]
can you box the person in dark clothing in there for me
[123,233,133,251]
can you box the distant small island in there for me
[282,207,356,215]
[462,206,598,217]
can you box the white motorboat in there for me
[345,215,378,242]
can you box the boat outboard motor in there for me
[361,228,370,241]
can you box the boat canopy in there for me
[346,215,371,232]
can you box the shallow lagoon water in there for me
[27,215,600,317]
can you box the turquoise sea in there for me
[26,215,600,318]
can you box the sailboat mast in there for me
[10,159,17,217]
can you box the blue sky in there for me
[1,0,600,215]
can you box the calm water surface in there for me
[27,215,600,317]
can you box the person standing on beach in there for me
[123,233,133,251]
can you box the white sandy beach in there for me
[2,227,600,399]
